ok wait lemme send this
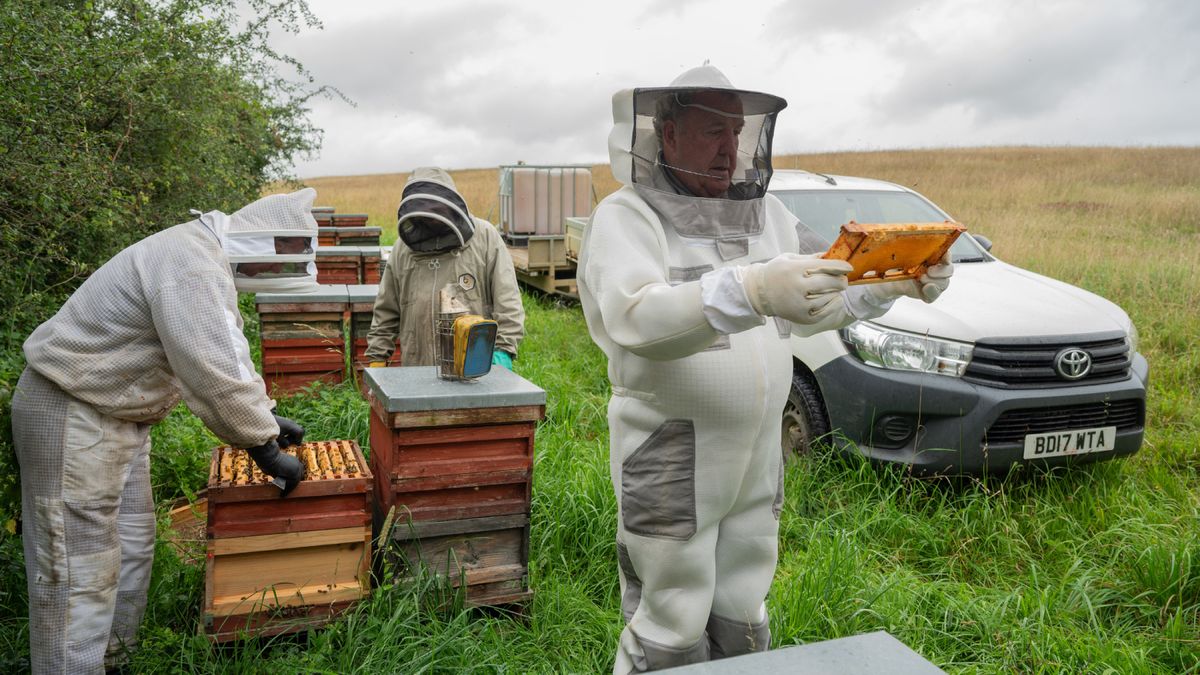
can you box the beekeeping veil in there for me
[608,64,788,260]
[396,167,476,255]
[202,188,319,293]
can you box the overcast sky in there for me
[271,0,1200,179]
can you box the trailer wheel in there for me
[781,368,831,459]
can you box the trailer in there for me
[498,164,594,298]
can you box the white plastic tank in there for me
[500,165,593,237]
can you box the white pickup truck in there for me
[770,170,1148,474]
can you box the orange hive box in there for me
[822,221,965,285]
[203,440,372,642]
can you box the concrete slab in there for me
[662,632,945,675]
[366,365,545,412]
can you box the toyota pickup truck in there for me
[771,170,1148,474]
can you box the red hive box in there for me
[330,213,369,228]
[347,284,400,395]
[255,286,348,395]
[203,440,372,642]
[317,226,337,247]
[365,366,545,606]
[360,246,383,284]
[312,206,335,227]
[333,226,381,247]
[315,247,362,285]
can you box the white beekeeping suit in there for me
[578,65,952,673]
[12,188,318,673]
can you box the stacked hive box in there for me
[256,285,348,394]
[365,366,545,606]
[360,246,384,284]
[203,440,372,641]
[330,213,369,228]
[312,206,335,227]
[347,284,400,392]
[315,247,361,285]
[334,226,382,247]
[317,226,337,247]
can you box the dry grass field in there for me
[296,147,1199,287]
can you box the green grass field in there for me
[1,147,1197,672]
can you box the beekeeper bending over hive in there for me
[11,188,319,673]
[577,64,953,673]
[365,167,524,370]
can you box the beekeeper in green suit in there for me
[11,188,319,673]
[365,167,524,369]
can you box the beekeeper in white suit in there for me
[578,65,953,673]
[11,188,321,673]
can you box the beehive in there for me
[365,366,545,607]
[347,285,400,394]
[312,206,335,227]
[317,226,337,247]
[360,246,383,284]
[256,285,348,395]
[315,247,362,285]
[204,440,373,642]
[330,213,369,228]
[333,226,381,247]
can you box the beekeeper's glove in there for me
[741,254,852,323]
[491,350,513,370]
[272,413,305,448]
[247,440,305,497]
[845,252,954,319]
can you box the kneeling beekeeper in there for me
[577,64,953,673]
[11,188,321,673]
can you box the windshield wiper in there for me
[955,256,988,263]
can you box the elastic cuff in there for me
[699,267,766,335]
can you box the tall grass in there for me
[2,148,1197,672]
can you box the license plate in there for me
[1023,426,1117,460]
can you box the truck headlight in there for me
[841,322,973,377]
[1125,321,1139,355]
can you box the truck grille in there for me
[984,399,1144,445]
[964,333,1131,388]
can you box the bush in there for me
[0,0,329,524]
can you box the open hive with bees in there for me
[203,440,372,641]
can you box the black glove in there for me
[273,413,305,448]
[247,440,305,497]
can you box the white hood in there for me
[201,187,319,293]
[876,260,1132,341]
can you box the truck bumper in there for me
[812,353,1149,475]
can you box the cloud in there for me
[276,0,1200,177]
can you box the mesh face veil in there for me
[396,167,475,254]
[609,64,787,200]
[206,187,320,293]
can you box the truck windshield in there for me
[772,189,988,261]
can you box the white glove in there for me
[742,253,852,324]
[843,252,954,320]
[881,252,955,303]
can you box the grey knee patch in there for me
[621,419,697,540]
[707,613,770,659]
[634,633,710,671]
[616,541,643,622]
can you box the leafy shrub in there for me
[0,0,329,524]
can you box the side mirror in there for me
[970,233,993,251]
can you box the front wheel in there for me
[781,368,831,459]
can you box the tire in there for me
[781,368,831,459]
